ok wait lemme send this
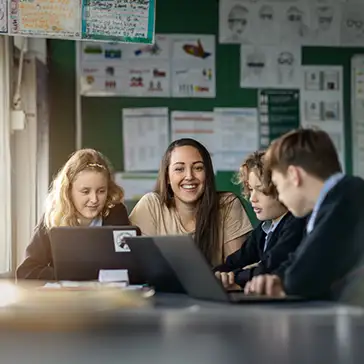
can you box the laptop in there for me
[49,226,143,283]
[125,235,305,303]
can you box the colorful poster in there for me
[171,34,215,98]
[0,0,7,33]
[82,0,155,44]
[9,0,155,43]
[9,0,81,38]
[79,34,171,97]
[79,41,126,96]
[122,34,171,97]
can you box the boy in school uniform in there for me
[215,151,308,289]
[244,128,364,300]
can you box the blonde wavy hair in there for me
[43,149,124,229]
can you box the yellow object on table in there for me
[0,280,153,331]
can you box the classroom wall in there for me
[48,0,364,185]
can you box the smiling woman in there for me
[129,138,253,267]
[16,149,130,280]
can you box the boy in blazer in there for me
[215,151,307,289]
[245,128,364,300]
[16,149,130,280]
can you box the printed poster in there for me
[171,34,215,98]
[82,0,155,44]
[122,34,171,97]
[9,0,82,38]
[79,41,126,96]
[340,3,364,46]
[122,107,169,172]
[79,34,171,97]
[240,45,301,89]
[9,0,155,44]
[300,65,345,169]
[214,108,259,171]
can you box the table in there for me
[1,293,364,364]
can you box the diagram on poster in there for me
[279,2,311,45]
[79,42,126,96]
[340,3,364,46]
[219,0,314,45]
[79,35,171,97]
[306,1,340,46]
[240,45,301,88]
[219,0,253,44]
[122,35,171,97]
[171,35,215,98]
[300,65,344,169]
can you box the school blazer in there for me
[215,212,308,287]
[16,203,130,281]
[277,175,364,300]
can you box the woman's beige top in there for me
[129,192,253,266]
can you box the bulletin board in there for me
[49,0,360,209]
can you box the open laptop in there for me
[125,235,305,303]
[49,226,143,283]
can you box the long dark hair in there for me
[154,138,220,264]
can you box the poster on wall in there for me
[79,34,171,97]
[121,34,171,97]
[340,3,364,46]
[240,45,301,89]
[9,0,82,38]
[171,34,216,98]
[81,0,155,44]
[79,41,127,96]
[219,0,313,46]
[300,65,345,169]
[258,89,300,148]
[9,0,155,44]
[0,0,7,33]
[122,107,169,172]
[213,108,259,171]
[171,111,216,156]
[305,1,341,46]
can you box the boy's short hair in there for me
[237,150,277,199]
[265,128,342,180]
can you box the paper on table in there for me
[122,107,169,172]
[98,269,129,283]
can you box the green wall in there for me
[48,1,364,213]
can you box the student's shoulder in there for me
[279,212,308,234]
[329,175,364,204]
[137,192,163,208]
[106,202,129,225]
[218,192,240,207]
